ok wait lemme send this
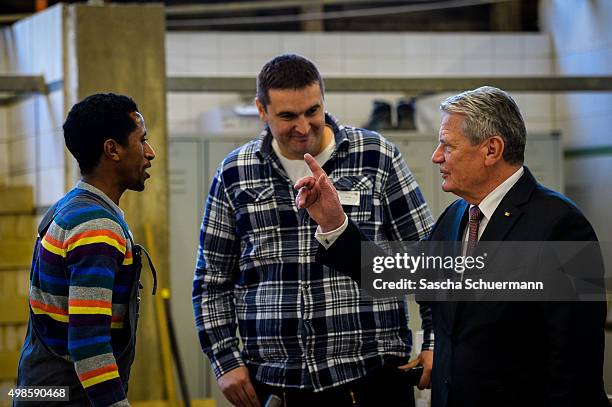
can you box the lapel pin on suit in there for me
[504,211,511,217]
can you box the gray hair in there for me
[440,86,526,165]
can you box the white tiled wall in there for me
[8,135,37,174]
[166,32,553,77]
[541,0,612,208]
[541,0,612,393]
[166,31,555,136]
[38,91,64,134]
[6,5,63,82]
[37,166,66,207]
[542,0,612,147]
[0,4,65,206]
[38,129,65,171]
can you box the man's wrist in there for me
[315,214,348,249]
[319,212,347,233]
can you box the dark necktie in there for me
[466,206,483,255]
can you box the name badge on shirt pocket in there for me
[337,190,360,206]
[333,175,373,222]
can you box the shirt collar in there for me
[76,180,125,219]
[471,166,524,221]
[256,112,350,161]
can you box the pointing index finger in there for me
[303,153,326,178]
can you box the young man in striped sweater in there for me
[15,93,155,406]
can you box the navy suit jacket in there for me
[317,167,608,407]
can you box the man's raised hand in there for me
[294,153,345,232]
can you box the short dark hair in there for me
[63,93,139,174]
[256,54,324,109]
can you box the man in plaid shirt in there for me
[193,54,435,407]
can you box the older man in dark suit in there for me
[294,86,609,407]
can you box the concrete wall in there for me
[166,31,555,136]
[65,4,169,401]
[541,0,612,395]
[542,0,612,241]
[0,5,65,206]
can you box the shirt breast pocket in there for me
[234,184,280,235]
[333,175,373,223]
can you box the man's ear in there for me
[255,98,268,122]
[483,136,505,166]
[102,139,121,162]
[483,136,506,166]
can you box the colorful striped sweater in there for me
[30,182,135,406]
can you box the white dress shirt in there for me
[462,166,525,248]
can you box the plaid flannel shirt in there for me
[193,113,435,391]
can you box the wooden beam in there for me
[8,75,610,97]
[0,13,31,23]
[167,76,612,93]
[165,0,407,15]
[0,75,47,93]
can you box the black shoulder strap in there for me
[38,200,64,238]
[39,191,130,240]
[37,191,157,295]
